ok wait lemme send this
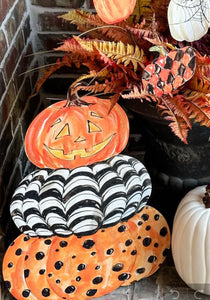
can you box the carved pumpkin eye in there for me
[88,120,102,133]
[51,118,62,127]
[90,111,103,118]
[55,124,70,139]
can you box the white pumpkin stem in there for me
[203,185,210,208]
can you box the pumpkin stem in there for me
[203,185,210,208]
[65,84,93,107]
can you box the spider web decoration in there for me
[168,0,210,42]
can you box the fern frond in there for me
[59,10,105,28]
[55,37,85,52]
[157,91,210,143]
[187,76,210,94]
[59,10,131,43]
[122,85,157,102]
[182,94,210,126]
[186,54,210,94]
[77,77,127,95]
[74,36,146,71]
[157,96,191,144]
[33,54,72,96]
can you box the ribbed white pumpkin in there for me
[168,0,210,42]
[172,185,210,295]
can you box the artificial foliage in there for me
[34,2,210,144]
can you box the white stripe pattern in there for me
[10,154,152,237]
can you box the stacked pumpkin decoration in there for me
[3,91,170,299]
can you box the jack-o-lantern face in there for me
[25,96,129,169]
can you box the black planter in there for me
[124,100,210,227]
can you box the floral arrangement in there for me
[35,0,210,144]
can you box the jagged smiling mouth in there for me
[44,134,115,160]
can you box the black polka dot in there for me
[39,269,46,275]
[60,241,68,248]
[76,276,81,282]
[154,243,159,248]
[92,276,103,284]
[160,227,168,237]
[24,269,30,278]
[15,248,22,256]
[106,248,114,255]
[118,273,131,281]
[138,236,141,239]
[91,251,96,256]
[55,249,59,252]
[36,252,45,260]
[118,225,127,232]
[56,279,61,284]
[122,249,126,253]
[131,250,137,255]
[112,263,124,272]
[146,225,151,231]
[10,241,15,246]
[24,236,30,242]
[65,286,76,294]
[83,240,95,249]
[125,239,133,246]
[48,273,53,277]
[86,289,97,297]
[55,261,63,270]
[72,255,76,259]
[22,289,31,298]
[95,265,100,270]
[42,288,50,297]
[44,239,52,245]
[143,237,152,247]
[163,248,169,257]
[77,264,86,271]
[154,214,160,221]
[138,221,143,226]
[8,262,13,268]
[4,281,11,289]
[141,214,149,221]
[148,255,157,263]
[136,268,145,274]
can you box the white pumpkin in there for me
[172,185,210,295]
[167,0,210,42]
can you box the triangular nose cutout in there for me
[74,136,86,142]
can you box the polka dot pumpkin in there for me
[3,206,170,300]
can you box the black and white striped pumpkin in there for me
[10,155,152,237]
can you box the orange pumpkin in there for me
[25,96,129,169]
[3,206,170,300]
[93,0,137,24]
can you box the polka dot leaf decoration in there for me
[3,206,170,300]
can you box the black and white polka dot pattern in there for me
[10,154,152,237]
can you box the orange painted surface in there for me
[93,0,136,24]
[25,96,129,169]
[3,206,170,300]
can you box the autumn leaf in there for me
[74,36,146,71]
